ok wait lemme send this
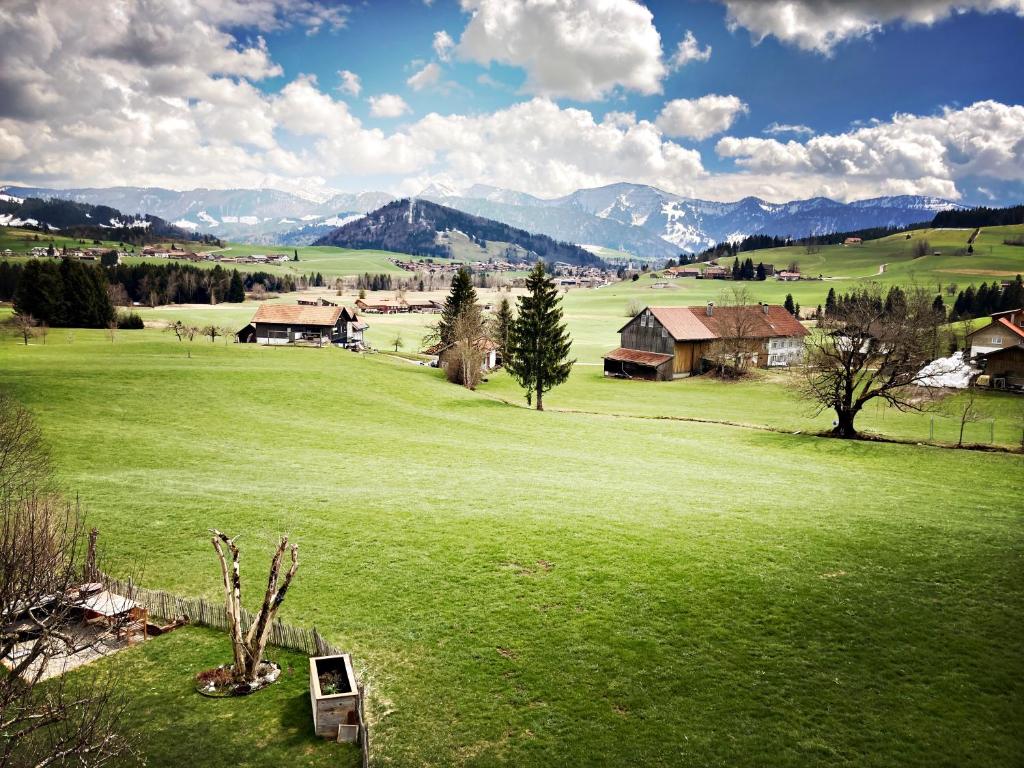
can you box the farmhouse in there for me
[702,265,727,279]
[237,304,366,346]
[603,303,808,380]
[844,237,863,245]
[355,297,407,314]
[966,308,1024,358]
[424,338,500,371]
[777,271,801,281]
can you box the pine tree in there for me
[783,293,796,316]
[931,294,946,321]
[825,287,837,317]
[506,262,574,411]
[437,267,478,347]
[227,270,245,303]
[756,262,766,281]
[731,257,741,280]
[494,295,514,362]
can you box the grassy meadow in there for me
[0,327,1022,767]
[1,222,1023,767]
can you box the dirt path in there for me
[876,263,887,275]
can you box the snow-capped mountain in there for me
[1,182,966,256]
[2,185,395,243]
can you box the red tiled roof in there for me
[252,304,342,326]
[603,347,673,367]
[649,307,717,340]
[997,317,1024,340]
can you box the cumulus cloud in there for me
[433,30,455,62]
[656,96,749,140]
[715,100,1024,199]
[368,93,412,118]
[722,0,1024,53]
[456,0,666,100]
[337,69,361,96]
[669,30,712,69]
[407,62,442,91]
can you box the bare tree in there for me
[106,321,117,343]
[202,325,221,343]
[943,386,986,448]
[705,286,760,377]
[11,312,38,346]
[209,530,299,684]
[442,306,490,390]
[0,393,138,768]
[37,323,48,345]
[800,286,951,438]
[625,299,643,318]
[912,239,931,258]
[391,331,404,353]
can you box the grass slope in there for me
[1,331,1021,767]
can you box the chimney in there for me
[763,302,769,315]
[706,302,714,317]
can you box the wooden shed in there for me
[309,654,360,742]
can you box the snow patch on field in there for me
[0,193,25,204]
[918,351,979,388]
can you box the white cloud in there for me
[669,30,711,69]
[715,100,1024,199]
[337,69,361,96]
[456,0,666,100]
[655,95,749,140]
[368,93,412,118]
[763,122,816,136]
[407,62,442,91]
[433,30,455,62]
[722,0,1024,53]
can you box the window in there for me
[991,336,1003,344]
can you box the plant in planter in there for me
[309,654,360,741]
[197,529,299,696]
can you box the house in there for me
[702,266,728,279]
[844,237,863,246]
[777,271,801,281]
[355,297,407,314]
[603,303,808,380]
[424,338,500,371]
[760,263,776,276]
[237,304,366,346]
[405,299,443,313]
[966,308,1024,358]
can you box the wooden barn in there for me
[237,304,366,346]
[604,303,808,380]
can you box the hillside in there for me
[0,194,214,244]
[314,198,605,267]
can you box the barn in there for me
[604,303,808,380]
[238,304,366,346]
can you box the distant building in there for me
[702,266,727,279]
[777,271,801,281]
[603,303,808,380]
[355,298,407,314]
[843,237,863,246]
[237,304,366,346]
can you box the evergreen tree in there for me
[731,257,741,280]
[756,262,766,281]
[227,270,246,303]
[494,295,514,362]
[931,294,946,321]
[825,287,837,317]
[14,260,64,325]
[292,250,299,261]
[783,293,796,316]
[506,262,574,411]
[437,267,478,347]
[1000,274,1023,311]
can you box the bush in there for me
[117,312,145,329]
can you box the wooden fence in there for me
[96,571,370,765]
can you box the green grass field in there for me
[1,329,1021,767]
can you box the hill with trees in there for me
[314,199,605,267]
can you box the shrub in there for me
[117,312,145,329]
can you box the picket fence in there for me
[96,571,369,767]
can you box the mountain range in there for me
[2,182,966,258]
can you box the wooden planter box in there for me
[309,654,359,742]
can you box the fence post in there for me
[990,419,995,445]
[929,415,934,441]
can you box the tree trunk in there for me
[535,382,543,411]
[832,409,859,438]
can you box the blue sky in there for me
[1,0,1022,204]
